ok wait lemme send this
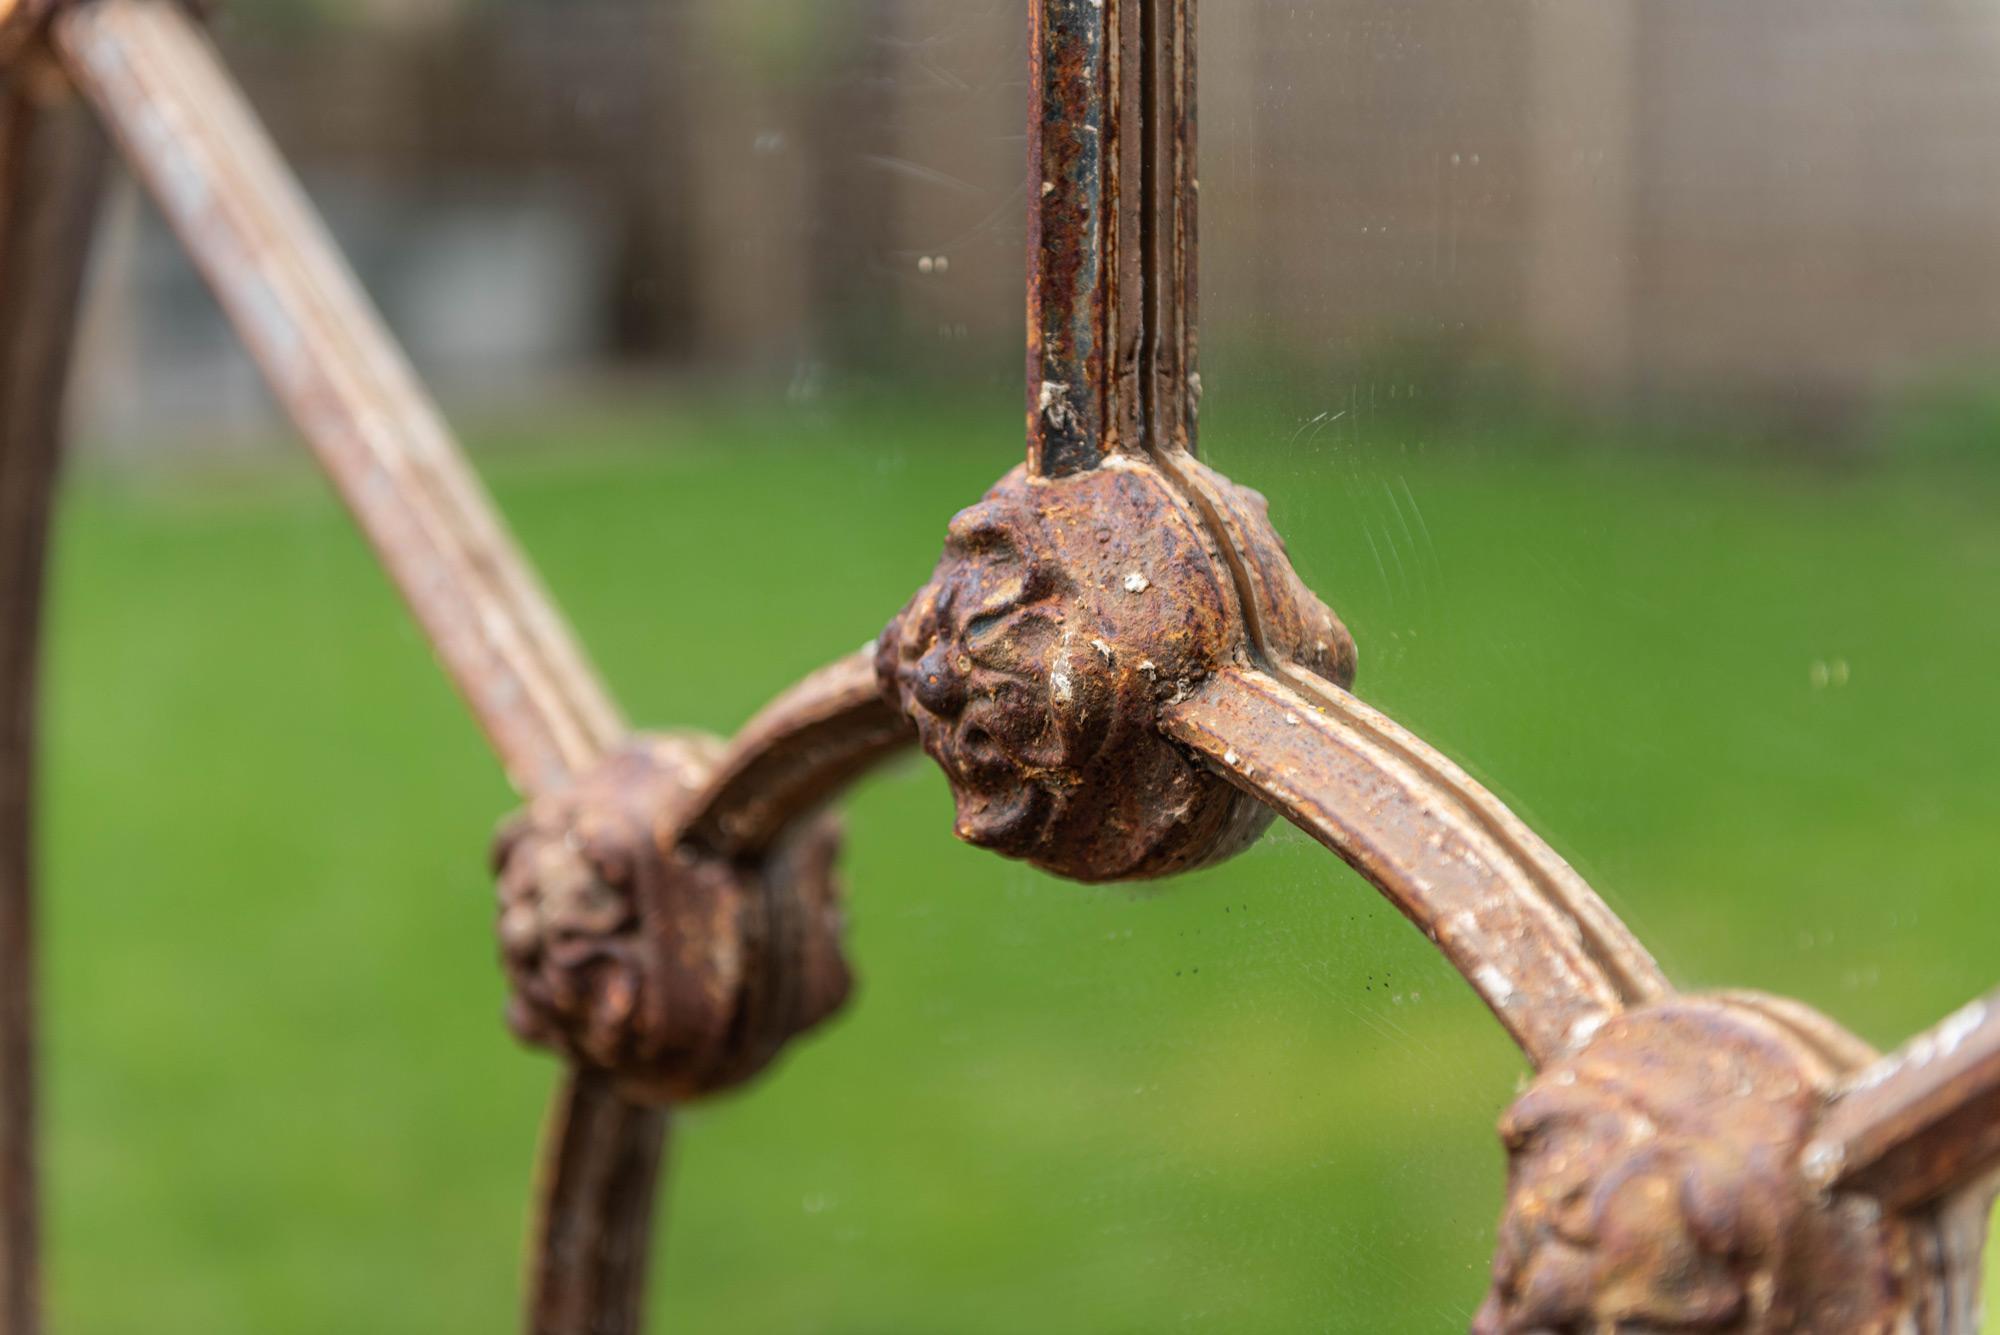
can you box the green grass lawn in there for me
[34,387,2000,1331]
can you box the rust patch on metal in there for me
[1810,986,2000,1214]
[879,454,1351,881]
[493,735,851,1103]
[1476,996,1949,1334]
[1028,0,1109,476]
[1029,0,1200,476]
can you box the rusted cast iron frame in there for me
[9,6,915,1332]
[21,0,2000,1328]
[36,5,657,1331]
[1140,495,2000,1328]
[1810,986,2000,1212]
[1029,0,1195,476]
[508,653,909,1326]
[920,0,2000,1326]
[508,661,909,1330]
[1162,665,1668,1065]
[0,62,106,1335]
[680,651,913,859]
[52,0,620,798]
[1021,0,1665,1070]
[528,1069,666,1335]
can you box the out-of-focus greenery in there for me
[37,388,2000,1331]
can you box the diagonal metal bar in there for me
[0,65,107,1335]
[52,0,620,798]
[1162,664,1669,1067]
[1029,0,1196,476]
[1807,985,2000,1212]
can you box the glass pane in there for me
[41,0,2000,1330]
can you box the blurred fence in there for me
[68,0,2000,443]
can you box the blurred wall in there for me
[67,0,2000,443]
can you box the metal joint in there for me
[493,735,853,1104]
[878,452,1352,882]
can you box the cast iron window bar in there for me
[4,1,2000,1330]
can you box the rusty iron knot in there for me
[1476,996,1942,1334]
[492,734,852,1103]
[878,452,1354,882]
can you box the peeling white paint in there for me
[1565,1011,1607,1051]
[1472,963,1518,1006]
[1801,1139,1846,1188]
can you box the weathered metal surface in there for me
[528,1068,666,1335]
[879,455,1351,881]
[43,8,666,1331]
[27,0,2000,1331]
[1115,0,1196,455]
[1030,0,1197,475]
[1810,987,2000,1213]
[680,650,913,859]
[1474,996,1948,1334]
[494,733,855,1103]
[53,0,622,797]
[0,70,105,1335]
[502,651,912,1328]
[1028,0,1107,475]
[957,10,1989,1329]
[1161,665,1668,1066]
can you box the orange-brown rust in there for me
[1811,987,2000,1213]
[1476,996,1950,1334]
[493,735,853,1104]
[879,454,1351,882]
[1030,0,1200,476]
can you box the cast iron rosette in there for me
[879,453,1355,882]
[492,734,852,1102]
[1475,996,1929,1334]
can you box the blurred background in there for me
[38,0,2000,1329]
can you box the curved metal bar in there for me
[1161,663,1668,1067]
[0,68,106,1335]
[677,648,913,860]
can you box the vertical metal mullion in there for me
[1028,0,1197,478]
[0,72,107,1335]
[1106,0,1142,454]
[1028,0,1110,476]
[1167,0,1198,451]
